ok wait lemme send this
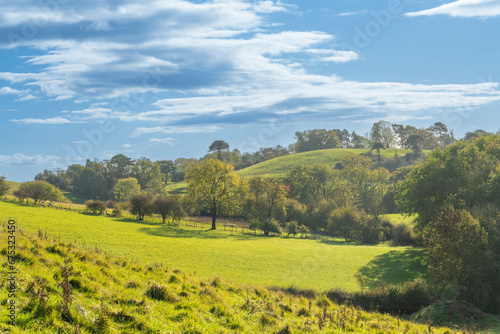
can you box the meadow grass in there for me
[384,213,417,226]
[0,201,427,292]
[0,227,466,333]
[238,148,414,179]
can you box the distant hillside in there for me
[238,148,413,179]
[4,180,21,194]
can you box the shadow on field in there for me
[359,249,428,289]
[131,223,263,241]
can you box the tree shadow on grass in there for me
[359,249,428,289]
[130,223,263,241]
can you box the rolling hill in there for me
[238,148,413,179]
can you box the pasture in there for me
[0,201,427,292]
[238,148,413,179]
[0,226,461,333]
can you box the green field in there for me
[238,148,413,179]
[0,228,463,333]
[0,201,427,292]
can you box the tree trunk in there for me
[211,215,216,230]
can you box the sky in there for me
[1,0,500,182]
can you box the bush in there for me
[392,223,416,246]
[327,207,363,241]
[106,200,117,209]
[359,218,393,244]
[285,221,298,237]
[260,219,281,236]
[85,200,107,215]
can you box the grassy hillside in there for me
[0,201,427,292]
[239,148,412,179]
[4,180,21,194]
[0,228,465,333]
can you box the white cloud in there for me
[0,154,60,166]
[16,94,36,101]
[337,10,368,17]
[122,143,131,148]
[0,87,22,95]
[132,125,221,137]
[12,116,75,125]
[149,137,175,145]
[254,1,287,13]
[406,0,500,18]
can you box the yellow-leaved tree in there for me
[185,159,247,230]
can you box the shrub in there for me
[105,200,117,209]
[85,200,107,215]
[285,221,298,237]
[392,223,415,246]
[327,207,363,241]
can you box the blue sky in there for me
[1,0,500,181]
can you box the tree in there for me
[133,158,163,190]
[154,196,185,224]
[156,160,178,185]
[294,129,340,153]
[370,121,383,146]
[18,181,67,204]
[309,164,332,202]
[113,178,141,202]
[380,121,395,149]
[248,176,287,223]
[392,124,406,148]
[397,137,500,231]
[106,154,134,181]
[339,154,389,220]
[429,122,448,148]
[0,176,10,196]
[86,200,106,215]
[208,140,230,160]
[371,142,384,167]
[74,167,108,199]
[426,207,493,309]
[185,159,246,229]
[130,193,154,220]
[351,131,369,148]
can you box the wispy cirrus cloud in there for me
[406,0,500,18]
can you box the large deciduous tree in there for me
[186,159,246,229]
[113,177,141,202]
[247,175,287,223]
